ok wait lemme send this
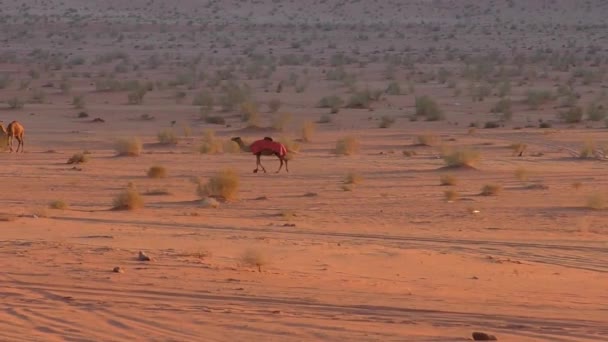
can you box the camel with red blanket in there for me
[231,137,290,173]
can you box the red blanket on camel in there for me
[250,139,287,157]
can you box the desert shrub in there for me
[30,89,46,104]
[318,114,332,124]
[344,172,363,184]
[586,193,606,210]
[147,165,168,178]
[525,89,554,109]
[0,73,12,89]
[72,94,86,109]
[484,121,500,129]
[539,121,552,128]
[346,89,374,109]
[318,95,343,109]
[197,169,240,201]
[240,102,260,127]
[199,139,224,154]
[240,248,268,272]
[203,115,226,125]
[77,111,89,118]
[440,174,458,186]
[442,148,481,168]
[272,112,292,131]
[49,200,68,210]
[268,99,281,113]
[414,134,439,146]
[579,140,596,159]
[480,184,503,196]
[514,167,529,181]
[127,87,147,105]
[192,91,214,108]
[415,96,444,121]
[509,142,527,156]
[223,139,241,153]
[335,136,360,155]
[402,150,417,157]
[301,121,315,142]
[379,116,396,128]
[385,81,401,95]
[157,129,178,145]
[199,129,224,154]
[113,187,145,210]
[558,106,583,123]
[67,152,89,164]
[114,137,142,156]
[219,82,251,112]
[491,98,513,120]
[587,103,606,122]
[444,190,459,202]
[7,97,24,109]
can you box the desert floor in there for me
[1,1,608,341]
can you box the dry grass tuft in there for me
[514,167,529,181]
[509,142,528,156]
[67,152,89,164]
[197,169,240,201]
[301,121,316,142]
[414,133,439,146]
[344,172,363,184]
[114,137,142,156]
[280,209,298,220]
[240,248,268,272]
[586,193,606,210]
[579,140,596,159]
[113,187,145,210]
[201,197,220,208]
[49,200,68,210]
[444,190,459,202]
[439,174,458,186]
[157,129,178,145]
[480,184,503,196]
[402,150,417,157]
[335,136,360,155]
[272,112,292,132]
[147,165,168,179]
[441,148,481,168]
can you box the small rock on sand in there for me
[472,332,497,341]
[112,266,124,273]
[138,251,152,261]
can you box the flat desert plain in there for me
[0,0,607,341]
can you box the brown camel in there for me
[0,120,25,153]
[231,137,290,173]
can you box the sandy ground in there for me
[1,1,608,341]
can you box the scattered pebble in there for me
[472,332,497,341]
[112,266,124,273]
[138,251,152,261]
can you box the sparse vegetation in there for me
[441,148,480,168]
[415,134,439,146]
[379,116,396,128]
[415,96,444,121]
[480,184,503,196]
[301,121,315,142]
[440,174,458,186]
[114,137,143,156]
[147,166,168,179]
[344,172,363,184]
[240,248,268,272]
[157,129,179,145]
[197,169,240,201]
[49,200,68,210]
[586,193,606,210]
[335,136,360,155]
[113,187,144,210]
[514,167,529,182]
[444,190,459,202]
[67,152,89,164]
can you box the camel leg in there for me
[258,155,267,173]
[8,136,13,153]
[18,137,23,153]
[254,154,260,173]
[285,158,289,173]
[276,155,283,173]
